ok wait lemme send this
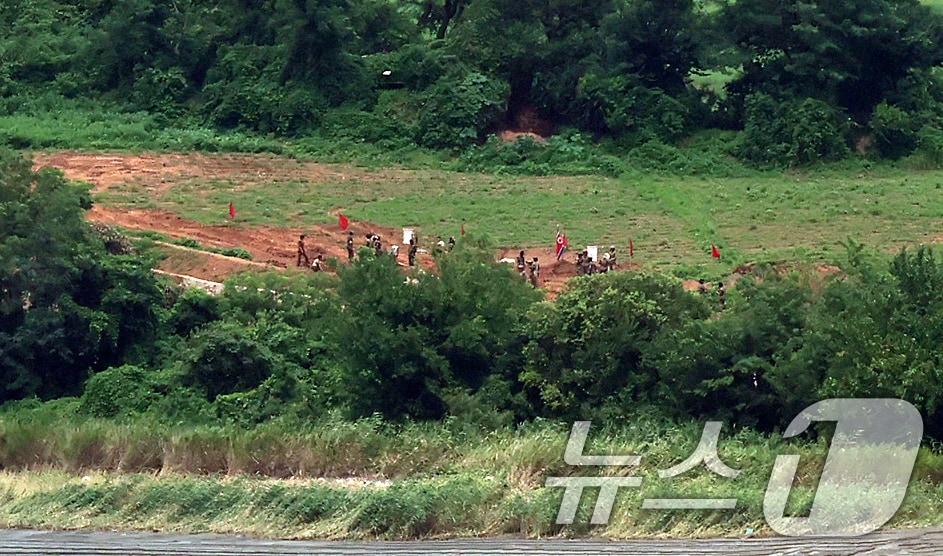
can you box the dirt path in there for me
[90,205,434,273]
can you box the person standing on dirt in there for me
[528,257,540,287]
[408,238,418,267]
[717,282,727,308]
[297,234,310,268]
[576,250,585,275]
[346,231,355,262]
[374,236,383,257]
[390,243,400,260]
[608,246,617,270]
[516,250,527,278]
[311,254,324,272]
[698,279,707,295]
[586,257,597,275]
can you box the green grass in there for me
[0,415,943,539]
[11,96,943,277]
[94,160,943,276]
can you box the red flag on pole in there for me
[228,202,236,220]
[555,231,569,260]
[711,244,721,259]
[338,213,350,231]
[629,239,635,258]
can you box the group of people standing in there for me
[297,230,423,271]
[575,246,617,276]
[515,251,541,287]
[299,230,634,292]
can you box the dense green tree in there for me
[0,149,163,401]
[723,0,943,119]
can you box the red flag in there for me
[711,244,721,259]
[555,232,569,260]
[629,239,635,257]
[461,222,466,236]
[228,202,236,220]
[338,213,350,231]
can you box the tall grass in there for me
[2,407,943,538]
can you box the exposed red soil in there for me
[31,151,408,195]
[32,151,839,294]
[89,205,434,273]
[497,247,642,297]
[153,242,274,283]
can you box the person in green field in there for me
[717,282,727,307]
[346,231,355,261]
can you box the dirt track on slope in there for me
[32,151,794,294]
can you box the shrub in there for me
[870,102,919,158]
[182,322,278,400]
[738,94,849,166]
[320,104,416,148]
[458,132,624,176]
[905,126,943,169]
[201,46,327,134]
[168,289,221,337]
[130,67,189,116]
[417,72,509,149]
[574,73,690,143]
[80,365,155,418]
[215,371,301,426]
[520,272,707,419]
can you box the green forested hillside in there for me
[3,0,943,167]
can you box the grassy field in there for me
[1,412,942,539]
[92,159,943,276]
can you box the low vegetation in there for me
[1,415,943,539]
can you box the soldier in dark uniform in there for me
[576,251,585,275]
[374,237,383,257]
[528,257,540,287]
[448,236,456,252]
[599,254,610,274]
[717,282,726,307]
[408,238,418,267]
[586,257,597,275]
[516,250,527,278]
[698,279,707,295]
[346,231,355,261]
[297,234,310,267]
[608,246,617,270]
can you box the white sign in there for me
[586,245,598,262]
[403,228,415,245]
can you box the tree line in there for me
[3,0,943,165]
[4,150,943,437]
